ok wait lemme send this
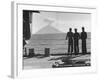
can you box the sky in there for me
[31,11,91,34]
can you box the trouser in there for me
[82,40,87,54]
[68,41,73,54]
[74,40,79,54]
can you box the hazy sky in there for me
[32,11,91,34]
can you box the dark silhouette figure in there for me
[23,10,40,40]
[73,29,80,55]
[66,28,73,54]
[23,10,31,40]
[80,27,87,54]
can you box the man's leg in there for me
[71,42,73,55]
[74,43,76,54]
[82,40,87,54]
[77,42,79,54]
[68,43,70,54]
[84,40,87,53]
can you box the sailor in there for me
[66,28,73,55]
[73,28,80,55]
[80,27,87,54]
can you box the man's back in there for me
[74,32,80,40]
[81,32,87,40]
[67,32,73,39]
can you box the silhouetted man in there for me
[80,27,87,54]
[66,28,73,54]
[73,29,80,55]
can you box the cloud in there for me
[43,18,55,25]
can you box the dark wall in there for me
[23,10,31,40]
[23,10,40,40]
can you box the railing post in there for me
[44,48,50,57]
[29,48,35,57]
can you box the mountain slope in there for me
[35,25,62,34]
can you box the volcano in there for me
[35,25,62,34]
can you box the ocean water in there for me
[25,32,91,54]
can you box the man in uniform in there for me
[73,28,80,55]
[66,28,73,55]
[80,27,87,54]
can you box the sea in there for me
[25,32,91,54]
